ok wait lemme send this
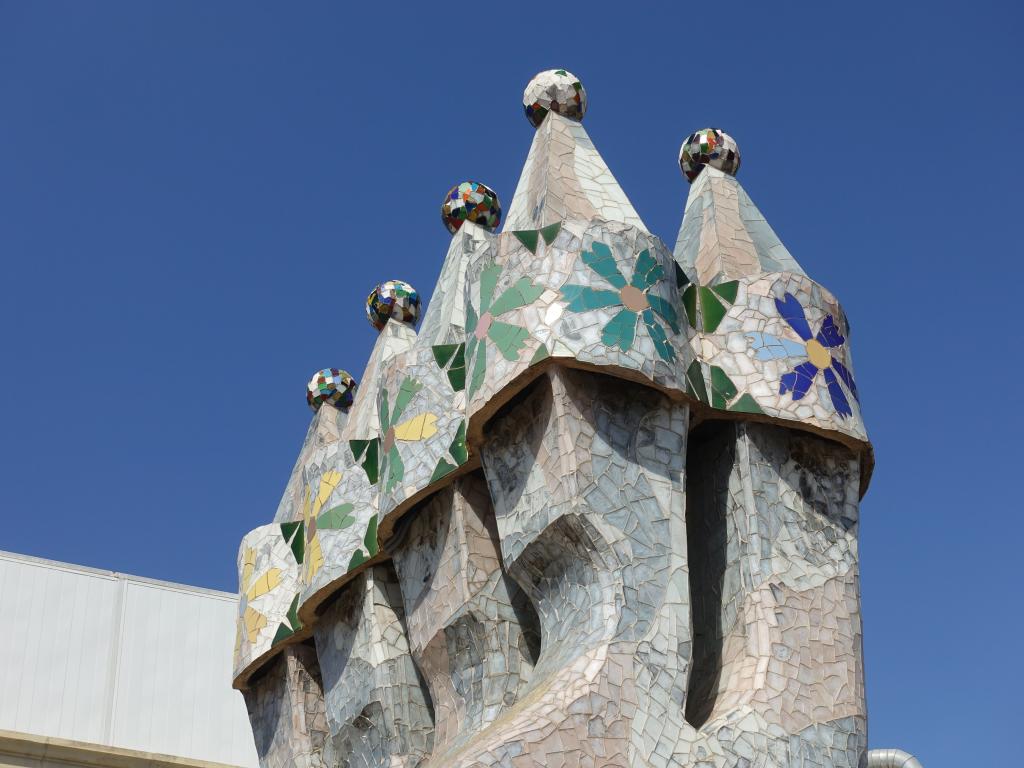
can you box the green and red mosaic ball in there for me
[523,69,587,128]
[366,279,420,331]
[441,181,501,234]
[679,128,741,183]
[306,368,356,412]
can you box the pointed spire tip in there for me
[366,280,420,331]
[441,181,501,235]
[306,368,356,412]
[679,128,741,183]
[523,69,587,128]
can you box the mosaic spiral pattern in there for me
[523,69,587,128]
[366,280,420,331]
[441,181,501,234]
[306,368,356,412]
[679,128,741,182]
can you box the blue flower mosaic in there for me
[747,293,859,418]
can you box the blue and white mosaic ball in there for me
[366,279,420,331]
[307,368,356,412]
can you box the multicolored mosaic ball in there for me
[523,69,587,128]
[441,181,501,235]
[679,128,741,183]
[366,279,420,331]
[306,368,356,412]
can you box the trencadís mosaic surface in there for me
[679,127,741,182]
[306,368,356,412]
[522,68,587,127]
[366,280,420,331]
[232,69,921,768]
[441,181,501,234]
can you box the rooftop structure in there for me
[230,69,920,768]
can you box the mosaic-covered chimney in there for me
[231,69,921,768]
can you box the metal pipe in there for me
[866,748,923,768]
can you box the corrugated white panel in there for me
[0,554,119,744]
[0,552,257,767]
[111,580,256,765]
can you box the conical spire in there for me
[292,284,420,623]
[272,370,354,523]
[673,132,805,285]
[418,224,492,346]
[504,71,645,232]
[346,294,418,442]
[425,182,502,347]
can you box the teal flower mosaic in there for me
[561,242,680,362]
[466,264,545,398]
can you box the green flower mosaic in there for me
[316,503,356,530]
[271,593,302,645]
[349,377,423,491]
[345,513,379,571]
[561,241,680,362]
[511,222,562,255]
[377,376,425,493]
[681,279,739,333]
[349,438,378,484]
[429,420,468,483]
[466,264,545,398]
[353,367,469,495]
[685,360,763,414]
[269,522,306,647]
[279,520,305,565]
[432,343,466,392]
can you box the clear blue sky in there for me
[1,2,1019,764]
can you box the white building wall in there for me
[0,551,257,768]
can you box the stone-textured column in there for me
[312,564,434,767]
[390,472,539,761]
[471,365,690,766]
[243,645,329,768]
[677,420,866,767]
[665,123,869,766]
